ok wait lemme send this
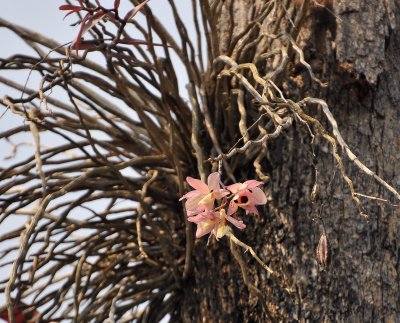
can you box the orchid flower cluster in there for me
[180,172,267,239]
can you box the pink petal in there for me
[186,177,209,194]
[185,193,206,213]
[227,200,238,216]
[250,187,267,204]
[195,220,216,238]
[213,189,229,199]
[226,215,246,229]
[179,190,200,201]
[244,180,264,189]
[207,172,221,191]
[188,212,209,223]
[227,183,242,193]
[243,204,259,215]
[187,208,204,216]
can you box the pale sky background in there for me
[0,1,195,320]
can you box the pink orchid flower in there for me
[188,209,246,239]
[227,180,267,216]
[179,172,228,216]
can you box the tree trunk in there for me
[180,1,400,321]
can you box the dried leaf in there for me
[311,182,318,202]
[316,234,329,267]
[120,37,167,47]
[111,52,139,63]
[124,0,150,21]
[105,11,117,22]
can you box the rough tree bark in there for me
[180,1,400,322]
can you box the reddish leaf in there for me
[81,11,106,36]
[62,7,84,20]
[71,41,98,51]
[123,0,150,21]
[0,302,41,323]
[59,2,85,20]
[0,306,24,323]
[72,12,90,52]
[59,5,82,11]
[72,11,105,52]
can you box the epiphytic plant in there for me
[1,0,399,321]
